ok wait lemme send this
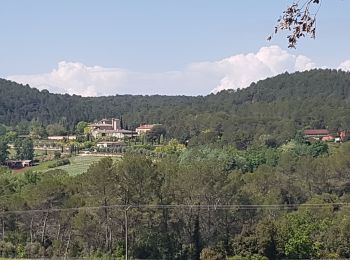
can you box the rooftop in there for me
[304,129,330,135]
[136,124,161,129]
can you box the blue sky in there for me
[1,0,350,96]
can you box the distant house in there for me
[89,118,121,131]
[304,129,350,143]
[5,160,22,169]
[90,118,136,139]
[303,129,330,141]
[18,135,31,139]
[340,130,350,142]
[321,134,336,142]
[96,141,127,148]
[92,129,137,139]
[136,124,161,135]
[304,129,330,137]
[335,137,341,143]
[48,135,77,141]
[5,160,34,169]
[22,160,33,167]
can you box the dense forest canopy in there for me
[1,142,350,259]
[1,69,350,147]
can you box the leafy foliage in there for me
[269,0,321,48]
[14,138,34,160]
[0,140,9,164]
[0,142,349,258]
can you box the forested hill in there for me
[1,69,349,146]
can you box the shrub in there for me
[54,151,61,159]
[200,247,223,260]
[25,242,43,258]
[0,241,16,258]
[48,158,70,168]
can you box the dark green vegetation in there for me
[0,142,350,259]
[1,69,350,259]
[14,139,34,161]
[1,69,350,148]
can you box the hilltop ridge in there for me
[1,69,349,146]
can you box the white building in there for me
[90,118,136,139]
[48,135,77,140]
[96,141,126,148]
[89,118,121,131]
[135,124,161,135]
[91,129,137,139]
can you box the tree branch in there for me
[268,0,321,48]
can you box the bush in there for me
[25,242,44,258]
[0,241,16,258]
[54,151,61,159]
[48,158,70,168]
[228,255,268,260]
[200,247,223,260]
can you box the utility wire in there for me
[0,202,347,215]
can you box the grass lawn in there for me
[53,155,121,176]
[13,154,121,176]
[55,155,105,176]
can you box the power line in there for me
[0,202,347,215]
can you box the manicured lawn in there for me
[55,155,104,176]
[14,154,121,176]
[55,155,121,176]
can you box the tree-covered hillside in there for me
[1,142,350,259]
[1,69,349,147]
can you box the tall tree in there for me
[146,125,167,144]
[0,140,9,164]
[15,138,34,160]
[75,121,88,135]
[0,124,7,136]
[29,120,47,138]
[46,123,67,136]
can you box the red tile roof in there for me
[304,129,329,135]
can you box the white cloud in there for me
[8,61,129,97]
[338,60,350,72]
[211,45,317,93]
[7,45,324,96]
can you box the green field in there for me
[55,155,105,175]
[55,155,121,176]
[17,155,120,176]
